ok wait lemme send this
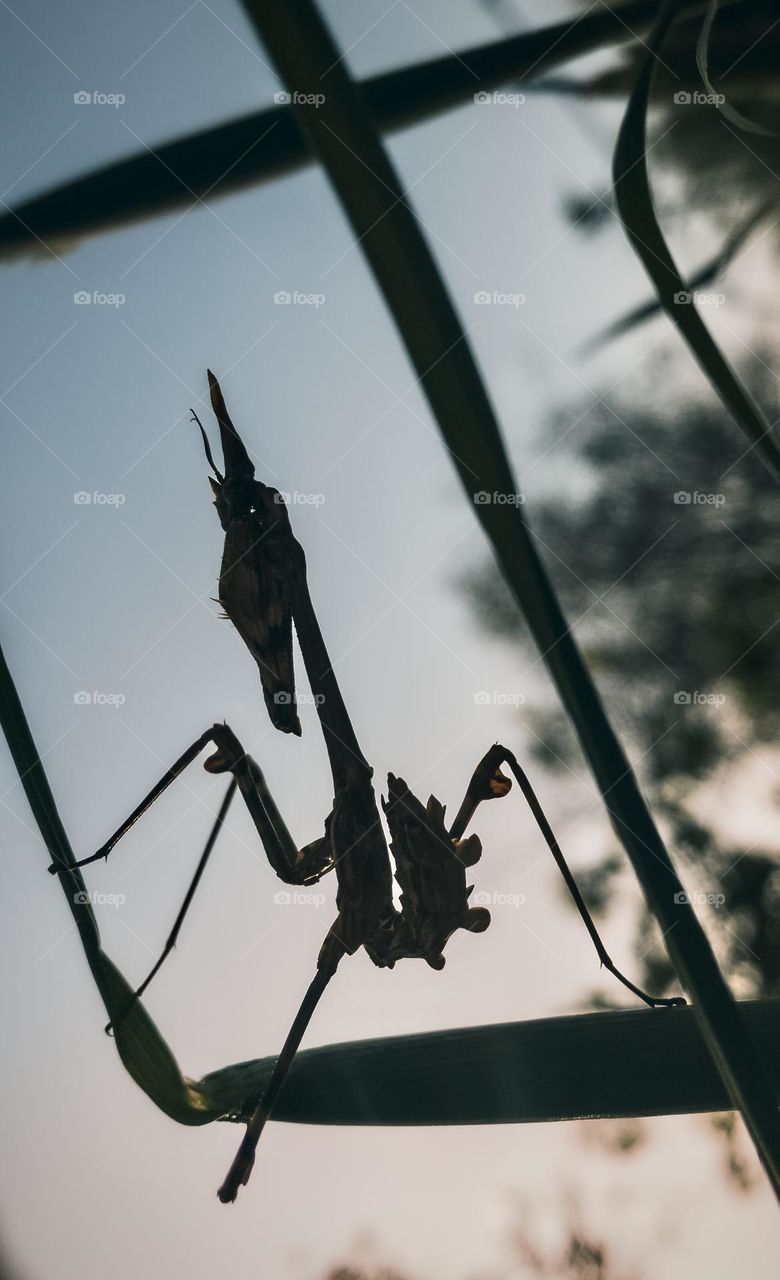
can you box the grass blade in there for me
[203,998,780,1125]
[696,0,779,137]
[613,0,780,477]
[583,198,772,352]
[241,0,780,1195]
[0,637,228,1125]
[0,0,715,261]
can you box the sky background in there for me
[0,1,778,1277]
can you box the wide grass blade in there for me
[612,0,780,477]
[242,0,780,1194]
[0,0,717,261]
[203,999,780,1126]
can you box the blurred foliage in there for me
[322,1196,637,1279]
[711,1110,755,1189]
[464,356,780,1001]
[557,0,780,358]
[578,0,780,226]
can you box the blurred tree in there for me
[322,1194,637,1278]
[463,358,780,1002]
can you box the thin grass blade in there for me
[0,638,226,1125]
[612,0,780,477]
[583,198,772,352]
[0,0,719,261]
[696,0,779,137]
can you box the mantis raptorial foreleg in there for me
[48,723,337,1033]
[450,744,686,1010]
[49,723,334,887]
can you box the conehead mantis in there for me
[51,372,685,1203]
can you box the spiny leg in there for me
[48,729,216,874]
[47,724,331,886]
[451,744,685,1010]
[105,777,237,1036]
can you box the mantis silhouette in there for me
[51,372,684,1203]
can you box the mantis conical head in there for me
[195,371,303,736]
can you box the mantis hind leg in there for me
[105,777,237,1034]
[450,744,686,1010]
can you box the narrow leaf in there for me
[613,0,780,478]
[0,638,224,1125]
[0,0,720,261]
[583,198,772,351]
[696,0,779,137]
